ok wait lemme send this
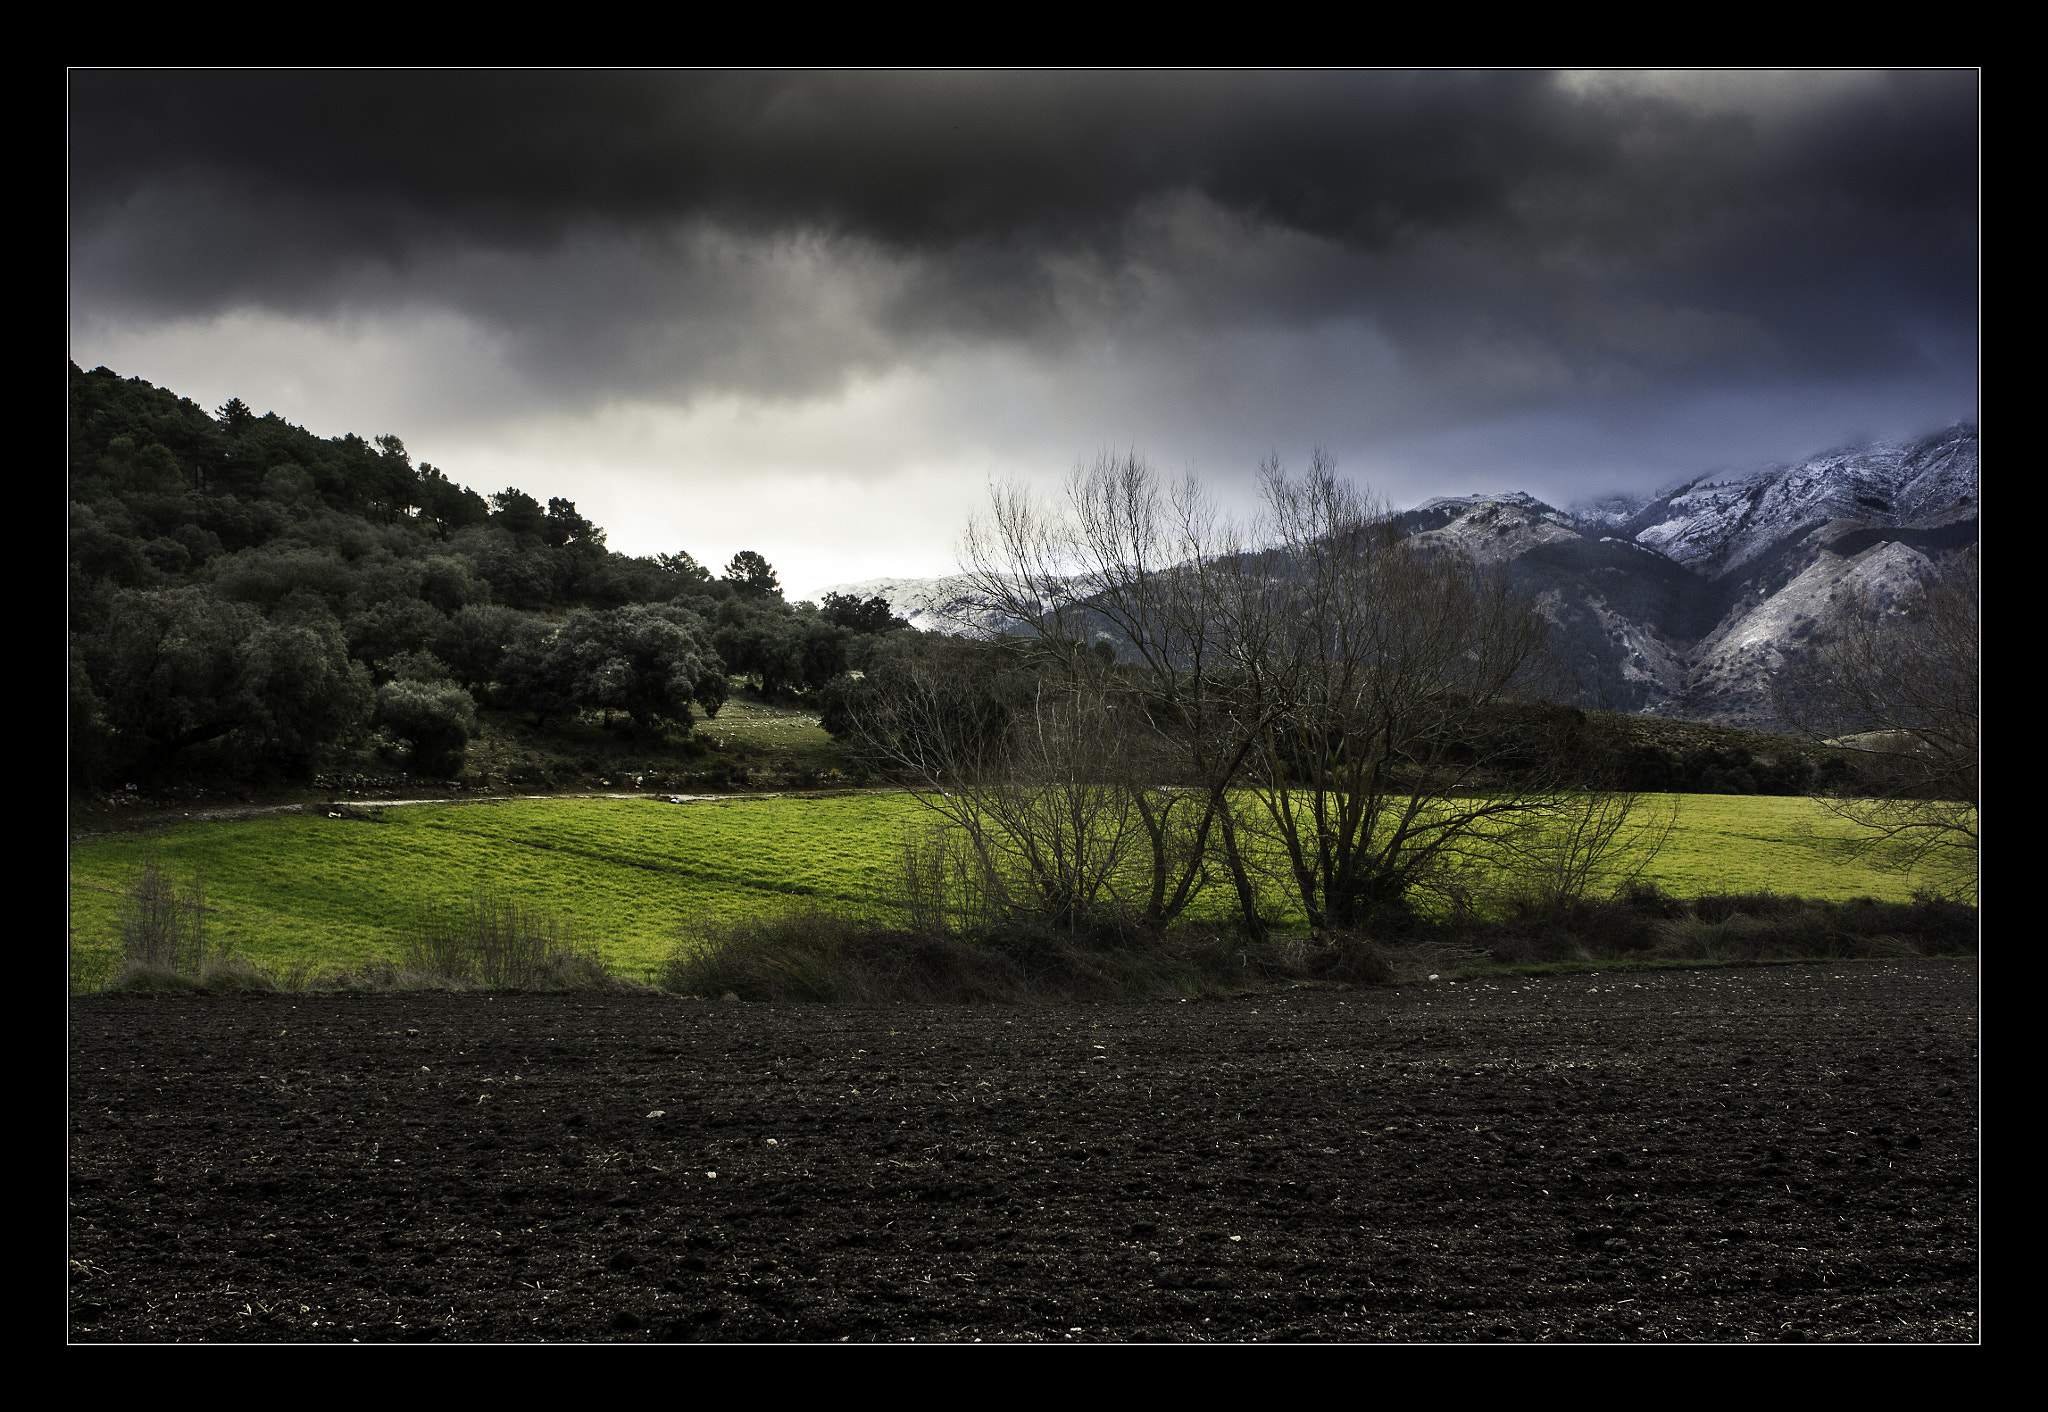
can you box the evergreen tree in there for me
[722,550,781,597]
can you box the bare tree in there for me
[1503,786,1683,910]
[960,455,1275,934]
[1776,544,1978,896]
[954,450,1593,939]
[1227,455,1569,933]
[839,629,1161,934]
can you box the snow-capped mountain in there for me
[1578,426,1976,724]
[798,574,1022,638]
[1616,424,1978,580]
[805,426,1977,731]
[1401,491,1588,565]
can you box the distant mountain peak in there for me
[816,427,1976,731]
[801,574,1017,638]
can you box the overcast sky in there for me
[69,70,1979,596]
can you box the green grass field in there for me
[68,790,1967,986]
[1616,794,1956,901]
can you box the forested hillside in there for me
[69,363,1875,813]
[67,362,905,788]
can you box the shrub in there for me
[1654,910,1836,961]
[660,903,1405,1005]
[115,856,212,975]
[399,889,617,989]
[1438,886,1975,968]
[1306,933,1396,986]
[1647,893,1975,963]
[1690,891,1805,924]
[92,856,297,993]
[662,911,1022,1004]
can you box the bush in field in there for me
[663,910,1220,1004]
[117,857,209,972]
[96,857,281,993]
[662,845,1392,1001]
[1470,889,1976,966]
[400,889,613,989]
[1655,902,1860,961]
[1477,893,1664,965]
[1304,934,1396,986]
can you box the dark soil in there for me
[69,960,1978,1343]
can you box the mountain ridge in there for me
[808,426,1979,732]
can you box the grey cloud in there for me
[71,71,1974,289]
[69,70,1978,472]
[73,72,1676,261]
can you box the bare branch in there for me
[1774,543,1977,898]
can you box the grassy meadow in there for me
[69,788,1967,989]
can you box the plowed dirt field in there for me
[68,959,1978,1342]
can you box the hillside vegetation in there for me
[68,362,906,796]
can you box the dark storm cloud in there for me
[70,70,1977,421]
[71,72,1677,262]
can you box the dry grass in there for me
[660,909,1397,1004]
[1454,887,1976,968]
[397,888,619,990]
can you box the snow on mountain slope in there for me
[1893,427,1981,526]
[1406,493,1586,565]
[800,574,1018,637]
[804,427,1975,731]
[1674,536,1944,729]
[1619,426,1976,581]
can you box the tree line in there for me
[68,363,904,785]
